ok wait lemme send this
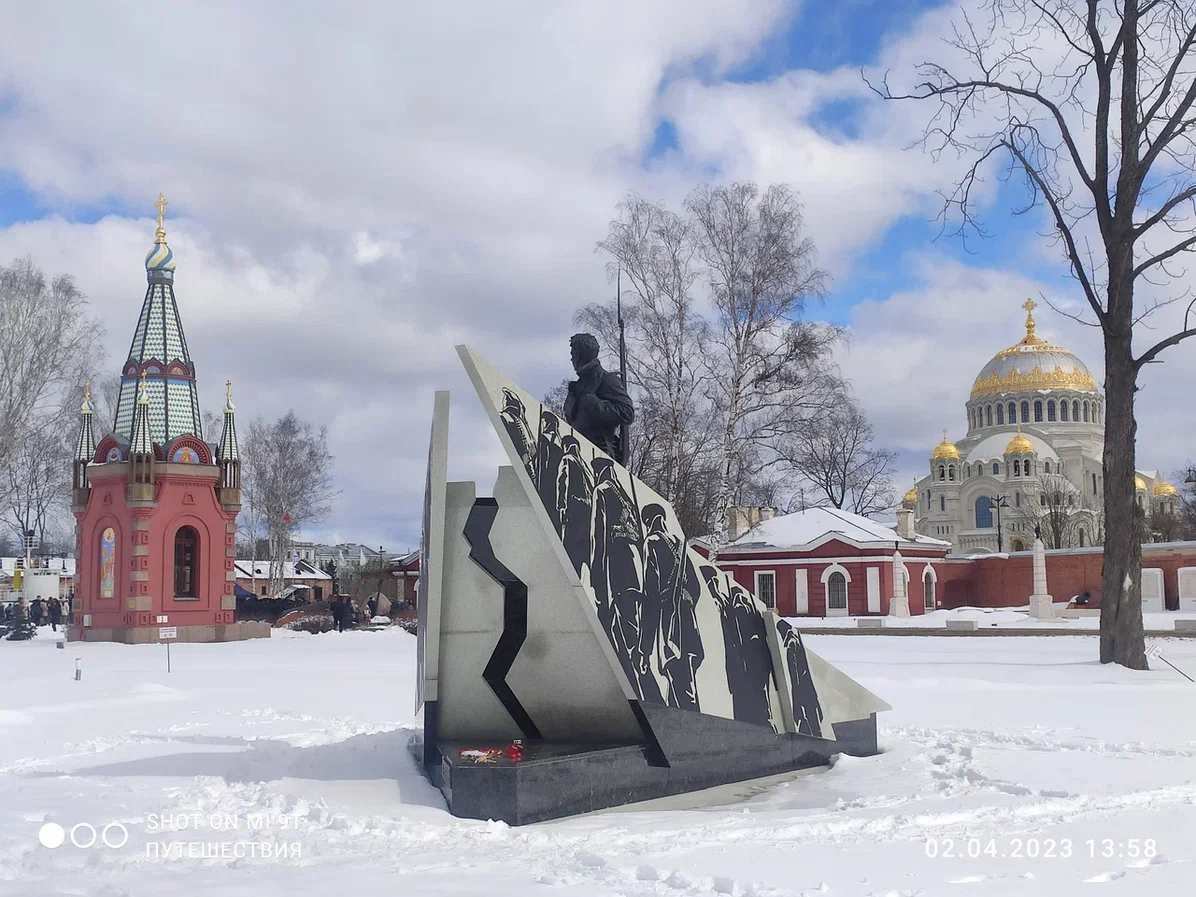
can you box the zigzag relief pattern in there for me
[463,497,543,740]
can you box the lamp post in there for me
[994,495,1011,553]
[1185,466,1196,490]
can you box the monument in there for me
[1027,537,1055,620]
[411,346,889,824]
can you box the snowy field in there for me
[1,627,1194,896]
[793,606,1196,631]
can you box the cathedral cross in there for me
[1022,298,1036,315]
[154,193,168,243]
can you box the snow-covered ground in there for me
[2,626,1194,896]
[793,605,1196,631]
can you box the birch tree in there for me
[686,183,835,543]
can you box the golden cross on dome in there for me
[83,380,91,401]
[1020,297,1042,343]
[942,428,948,443]
[226,379,232,401]
[154,193,168,244]
[1022,298,1036,314]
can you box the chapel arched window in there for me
[1048,400,1056,421]
[948,466,955,481]
[1013,459,1021,476]
[1008,402,1016,423]
[938,464,945,481]
[975,496,994,528]
[1015,491,1022,508]
[986,405,992,427]
[1061,401,1069,421]
[1078,529,1086,547]
[174,526,199,599]
[1034,400,1043,422]
[993,462,1000,475]
[996,404,1004,425]
[940,495,945,511]
[1083,402,1090,422]
[827,572,847,611]
[1044,461,1051,474]
[1073,400,1080,420]
[1020,401,1030,423]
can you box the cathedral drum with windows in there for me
[68,195,265,643]
[911,300,1178,553]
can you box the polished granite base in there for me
[411,708,880,825]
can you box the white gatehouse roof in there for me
[727,507,950,552]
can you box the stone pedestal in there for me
[1027,538,1055,620]
[889,550,910,618]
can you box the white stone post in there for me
[1027,537,1055,620]
[889,550,910,618]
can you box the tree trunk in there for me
[1099,317,1147,669]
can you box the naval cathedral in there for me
[906,300,1180,553]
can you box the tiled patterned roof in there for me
[112,276,202,444]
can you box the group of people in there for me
[329,595,379,632]
[2,594,69,630]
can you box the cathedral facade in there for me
[908,300,1180,554]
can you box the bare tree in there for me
[3,425,71,547]
[686,183,835,543]
[91,372,123,438]
[0,258,104,505]
[772,395,897,516]
[595,195,708,505]
[1013,473,1086,548]
[241,412,337,596]
[874,0,1196,668]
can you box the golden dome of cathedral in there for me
[903,484,919,504]
[930,429,960,460]
[1005,432,1035,454]
[1135,475,1147,491]
[1154,480,1178,496]
[970,300,1099,399]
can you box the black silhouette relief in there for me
[702,565,775,729]
[535,411,564,531]
[500,388,537,481]
[778,620,823,738]
[490,383,822,734]
[556,434,593,576]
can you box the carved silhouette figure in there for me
[535,411,564,531]
[556,434,594,575]
[500,388,536,481]
[778,620,823,738]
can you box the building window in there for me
[1012,539,1025,551]
[1078,529,1086,547]
[986,405,993,426]
[1020,401,1030,423]
[1013,459,1021,476]
[755,571,776,609]
[1093,472,1098,495]
[1034,400,1043,422]
[174,526,199,599]
[1061,401,1069,421]
[827,572,847,611]
[997,404,1005,425]
[924,572,935,610]
[948,466,955,481]
[261,585,267,595]
[1008,402,1016,423]
[992,462,999,475]
[1083,402,1090,422]
[1073,400,1080,421]
[938,464,945,481]
[1044,461,1051,474]
[1016,491,1022,507]
[940,495,946,511]
[975,496,994,528]
[1047,400,1056,421]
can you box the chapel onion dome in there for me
[970,299,1099,400]
[1154,480,1177,496]
[930,430,960,461]
[1005,432,1035,454]
[144,192,177,274]
[902,484,919,507]
[1135,475,1147,491]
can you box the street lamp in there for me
[1185,466,1196,490]
[994,495,1011,553]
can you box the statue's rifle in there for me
[616,266,629,468]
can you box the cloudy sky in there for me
[2,0,1193,550]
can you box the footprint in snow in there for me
[1083,870,1126,883]
[1126,854,1168,869]
[947,874,988,883]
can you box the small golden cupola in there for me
[1154,479,1177,496]
[1005,426,1035,455]
[1135,475,1147,491]
[902,482,919,507]
[930,429,960,461]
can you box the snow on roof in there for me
[234,560,331,580]
[728,507,950,551]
